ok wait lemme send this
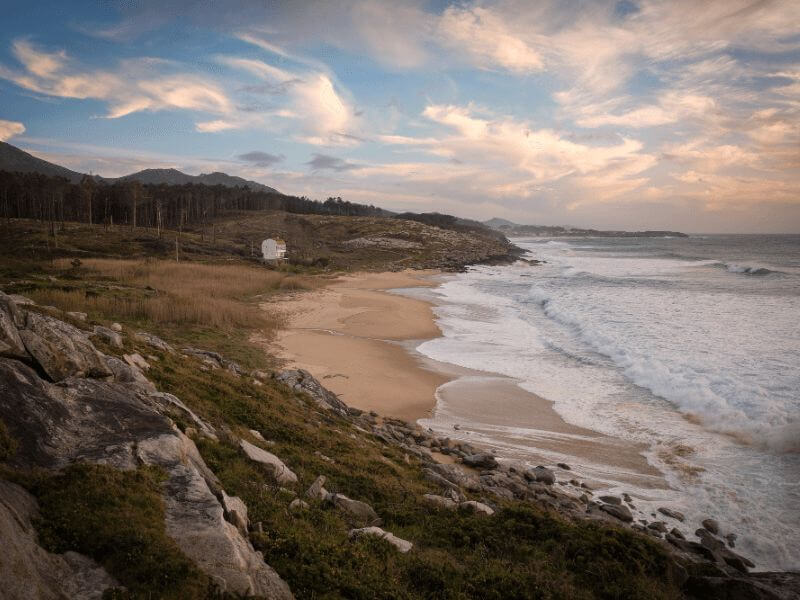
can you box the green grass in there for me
[23,463,218,599]
[145,349,683,600]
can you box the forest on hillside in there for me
[0,170,385,233]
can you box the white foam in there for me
[415,239,800,570]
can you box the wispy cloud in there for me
[0,40,233,120]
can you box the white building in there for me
[261,238,287,261]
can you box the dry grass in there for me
[33,259,319,330]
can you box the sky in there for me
[0,1,799,233]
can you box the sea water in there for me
[416,235,800,571]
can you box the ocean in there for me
[414,235,800,571]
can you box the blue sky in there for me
[1,0,799,232]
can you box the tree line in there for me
[0,170,385,233]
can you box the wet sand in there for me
[425,377,665,489]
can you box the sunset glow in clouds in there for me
[1,0,799,232]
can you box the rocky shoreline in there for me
[1,291,798,599]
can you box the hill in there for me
[0,141,85,182]
[112,168,278,193]
[0,141,279,193]
[484,218,688,238]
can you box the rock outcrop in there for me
[182,347,244,376]
[18,311,112,381]
[0,294,293,599]
[275,369,351,416]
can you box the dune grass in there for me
[27,258,318,332]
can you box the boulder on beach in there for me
[462,453,499,470]
[527,466,556,485]
[600,503,633,522]
[702,518,720,535]
[658,507,686,522]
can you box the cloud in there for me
[237,151,285,167]
[0,119,25,141]
[306,153,359,171]
[221,47,358,145]
[437,6,544,73]
[0,40,233,120]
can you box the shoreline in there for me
[271,270,447,422]
[270,269,665,489]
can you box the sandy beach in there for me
[271,270,664,487]
[271,270,448,421]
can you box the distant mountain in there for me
[0,141,85,183]
[483,217,518,229]
[0,141,279,193]
[112,168,278,193]
[484,218,688,238]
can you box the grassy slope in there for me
[0,217,683,599]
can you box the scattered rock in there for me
[459,500,495,516]
[422,494,457,510]
[289,499,309,513]
[725,533,737,548]
[557,462,571,470]
[326,493,380,526]
[599,503,633,522]
[648,521,668,533]
[429,463,482,491]
[702,518,720,535]
[239,440,298,485]
[462,453,499,470]
[306,476,328,500]
[349,527,413,553]
[670,528,685,540]
[182,348,244,376]
[91,325,123,348]
[110,322,122,332]
[66,311,87,322]
[658,507,686,522]
[134,332,174,353]
[529,466,556,485]
[599,495,622,505]
[221,492,249,537]
[314,450,334,463]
